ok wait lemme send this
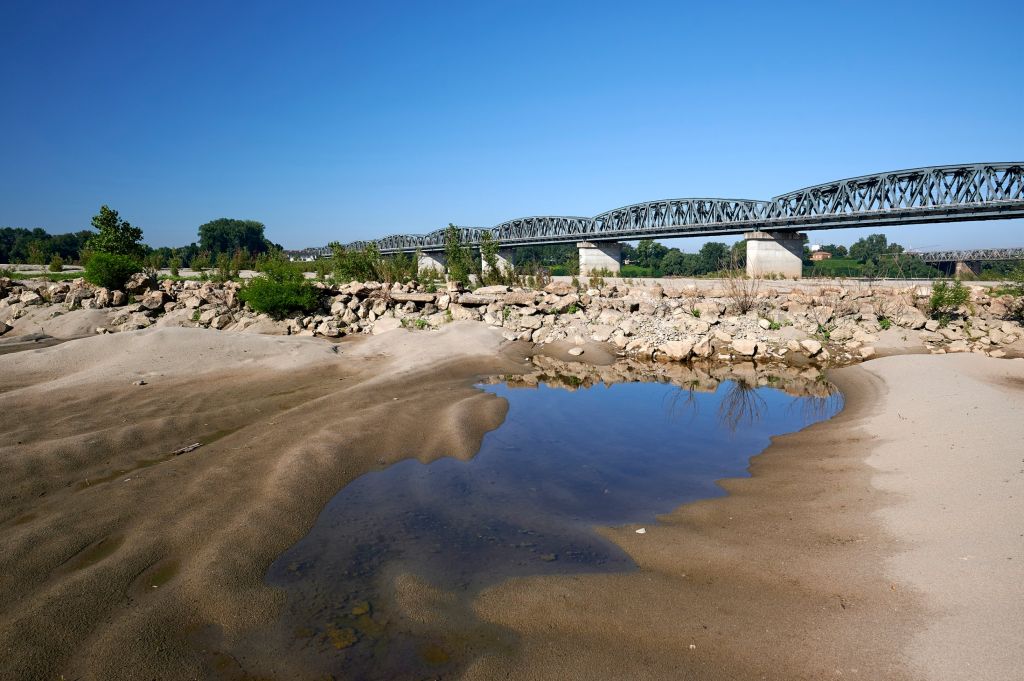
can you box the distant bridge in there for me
[913,248,1024,262]
[338,163,1024,257]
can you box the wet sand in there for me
[1,325,1021,680]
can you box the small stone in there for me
[133,379,147,386]
[567,347,584,356]
[635,528,647,534]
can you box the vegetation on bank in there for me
[4,204,1022,293]
[237,256,319,318]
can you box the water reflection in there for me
[244,362,841,680]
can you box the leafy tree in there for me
[329,241,381,282]
[634,239,669,269]
[821,244,848,257]
[444,225,474,287]
[849,233,902,263]
[191,251,212,271]
[698,242,730,273]
[27,241,48,266]
[929,280,969,326]
[661,248,700,276]
[87,205,144,258]
[198,218,273,259]
[730,240,747,268]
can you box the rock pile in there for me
[1,274,1021,365]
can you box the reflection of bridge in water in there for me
[334,163,1024,279]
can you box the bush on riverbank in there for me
[238,258,319,318]
[929,280,970,326]
[84,252,143,290]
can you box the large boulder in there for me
[731,339,758,356]
[64,287,94,310]
[544,281,576,296]
[799,339,823,356]
[658,339,694,361]
[391,292,436,304]
[473,285,510,295]
[18,291,43,306]
[125,271,156,295]
[140,290,167,311]
[457,293,494,306]
[504,291,539,306]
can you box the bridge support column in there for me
[954,260,981,279]
[578,241,621,276]
[482,248,515,275]
[745,231,806,279]
[418,252,447,274]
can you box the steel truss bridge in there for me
[913,248,1024,263]
[336,163,1024,255]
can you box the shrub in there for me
[84,252,142,290]
[168,256,181,277]
[724,268,761,314]
[238,258,319,318]
[929,280,969,326]
[48,255,64,272]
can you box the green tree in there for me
[849,233,902,263]
[444,225,474,287]
[87,205,144,258]
[730,240,747,268]
[821,244,848,257]
[698,242,730,273]
[634,239,669,269]
[198,218,273,259]
[660,248,700,276]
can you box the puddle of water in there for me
[237,369,842,679]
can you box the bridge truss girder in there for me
[914,247,1024,263]
[333,163,1024,255]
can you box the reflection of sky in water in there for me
[251,379,842,680]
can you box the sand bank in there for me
[1,324,1021,680]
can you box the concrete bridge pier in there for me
[482,248,515,275]
[954,260,981,278]
[418,252,447,274]
[744,231,806,279]
[578,241,621,276]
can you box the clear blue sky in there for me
[1,0,1022,252]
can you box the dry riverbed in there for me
[0,324,1021,680]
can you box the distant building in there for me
[810,250,832,261]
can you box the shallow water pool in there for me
[250,369,842,679]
